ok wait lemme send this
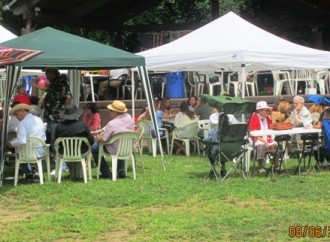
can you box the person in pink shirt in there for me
[92,100,134,178]
[13,85,31,105]
[82,102,101,132]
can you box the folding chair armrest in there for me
[201,140,220,146]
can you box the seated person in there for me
[97,68,130,99]
[30,95,42,117]
[55,105,94,180]
[313,105,330,129]
[13,85,31,105]
[195,98,216,120]
[82,102,101,132]
[160,97,176,119]
[138,99,165,138]
[249,101,279,173]
[173,102,199,155]
[92,100,134,179]
[290,95,312,127]
[187,95,198,112]
[160,97,176,133]
[8,103,46,182]
[272,97,291,124]
[309,103,324,126]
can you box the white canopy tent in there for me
[138,11,330,72]
[138,12,330,97]
[0,25,17,42]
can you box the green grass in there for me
[1,155,330,241]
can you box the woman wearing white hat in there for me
[249,101,279,173]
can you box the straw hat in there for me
[9,103,32,115]
[107,100,127,113]
[256,101,272,110]
[59,104,84,120]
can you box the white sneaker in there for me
[50,169,56,176]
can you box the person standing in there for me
[8,103,46,182]
[40,68,72,160]
[92,100,134,178]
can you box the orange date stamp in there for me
[289,226,330,238]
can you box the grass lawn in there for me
[1,154,330,241]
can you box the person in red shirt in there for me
[249,101,278,173]
[13,85,31,105]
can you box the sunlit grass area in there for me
[1,154,330,241]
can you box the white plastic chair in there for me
[14,136,50,186]
[196,73,206,97]
[227,72,241,97]
[97,132,139,181]
[245,71,258,96]
[55,137,92,183]
[136,120,169,156]
[198,119,211,156]
[315,70,329,94]
[271,70,293,95]
[208,73,224,96]
[198,119,211,138]
[170,122,200,156]
[291,69,314,94]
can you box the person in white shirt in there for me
[8,103,46,182]
[97,68,130,99]
[173,101,199,154]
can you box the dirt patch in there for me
[0,193,38,223]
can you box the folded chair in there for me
[294,133,319,175]
[200,95,256,181]
[265,134,291,178]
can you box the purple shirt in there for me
[102,112,134,154]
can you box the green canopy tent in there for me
[0,27,162,186]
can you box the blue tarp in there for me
[306,95,330,106]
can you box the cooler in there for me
[165,72,185,98]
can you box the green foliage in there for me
[129,0,249,25]
[1,155,330,241]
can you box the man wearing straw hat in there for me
[8,103,46,182]
[92,100,134,178]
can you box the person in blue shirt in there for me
[138,99,164,137]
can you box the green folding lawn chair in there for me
[201,95,256,181]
